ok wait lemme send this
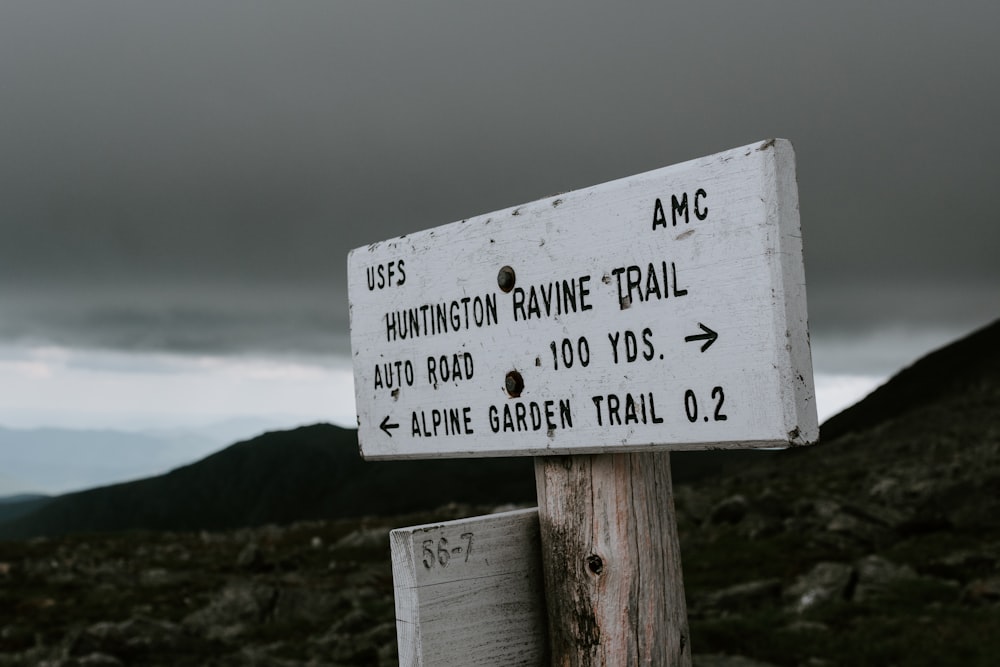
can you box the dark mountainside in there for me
[0,318,998,666]
[0,423,763,541]
[0,495,51,525]
[0,426,538,539]
[820,318,1000,441]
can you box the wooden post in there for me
[534,451,691,666]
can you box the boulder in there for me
[694,579,782,615]
[783,562,854,614]
[709,495,750,525]
[851,554,920,602]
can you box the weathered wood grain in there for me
[391,508,548,666]
[535,452,691,666]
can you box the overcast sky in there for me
[1,1,998,433]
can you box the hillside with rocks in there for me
[0,318,998,666]
[674,318,1000,665]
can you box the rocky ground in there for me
[2,389,999,666]
[675,384,1000,667]
[0,507,415,667]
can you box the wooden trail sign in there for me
[348,139,817,460]
[391,508,547,666]
[355,139,818,666]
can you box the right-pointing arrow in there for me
[684,323,718,353]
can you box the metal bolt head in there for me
[504,370,524,397]
[497,266,516,293]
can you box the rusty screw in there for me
[497,266,516,293]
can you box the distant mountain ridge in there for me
[0,417,298,496]
[0,426,219,495]
[0,425,538,539]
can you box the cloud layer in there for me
[2,2,997,356]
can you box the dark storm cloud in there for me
[1,1,998,356]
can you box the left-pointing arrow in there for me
[380,415,400,437]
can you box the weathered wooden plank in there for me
[348,138,816,459]
[535,452,691,666]
[390,508,548,666]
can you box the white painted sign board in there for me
[391,508,546,667]
[348,139,817,459]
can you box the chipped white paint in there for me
[391,508,547,667]
[348,139,816,459]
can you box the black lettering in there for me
[624,393,638,425]
[540,283,554,314]
[642,328,654,361]
[652,197,667,230]
[649,392,663,423]
[473,296,484,326]
[579,275,592,311]
[592,395,604,426]
[386,311,398,342]
[463,407,474,434]
[366,266,376,291]
[530,402,542,430]
[563,280,577,313]
[559,399,573,428]
[419,304,430,334]
[544,400,556,431]
[512,288,526,321]
[612,267,627,308]
[435,303,448,332]
[408,308,420,337]
[626,265,642,304]
[694,189,708,220]
[608,394,621,425]
[485,294,498,325]
[625,330,638,362]
[672,193,689,225]
[526,288,541,319]
[671,262,688,297]
[644,263,662,301]
[397,259,406,285]
[712,386,728,421]
[608,331,621,364]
